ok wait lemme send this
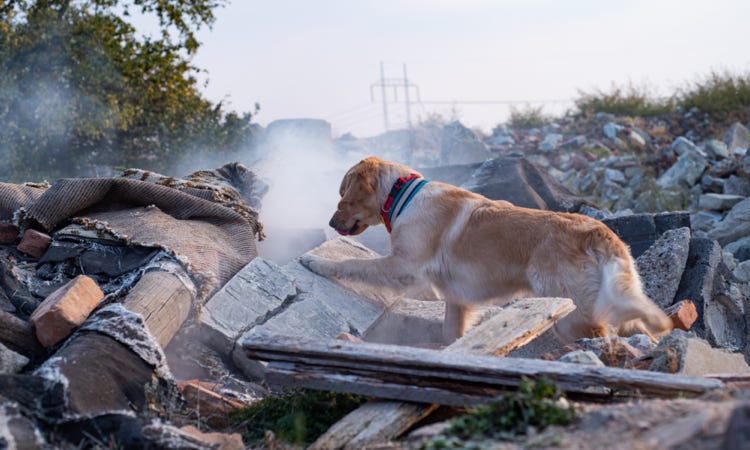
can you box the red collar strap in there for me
[380,173,428,233]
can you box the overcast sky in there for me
[178,0,750,138]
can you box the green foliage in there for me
[677,70,750,114]
[507,104,550,129]
[423,377,575,449]
[0,0,255,182]
[575,82,673,117]
[231,389,368,446]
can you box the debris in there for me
[667,299,699,331]
[647,330,750,376]
[0,222,19,244]
[178,379,249,428]
[0,342,29,374]
[30,274,104,347]
[178,426,245,450]
[636,227,691,308]
[17,229,51,259]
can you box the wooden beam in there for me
[0,309,45,361]
[246,297,576,450]
[245,334,723,403]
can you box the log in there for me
[257,297,576,450]
[123,270,193,348]
[41,267,195,415]
[0,309,45,361]
[245,334,724,403]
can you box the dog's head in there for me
[329,157,385,236]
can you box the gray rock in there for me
[708,198,750,246]
[656,150,708,189]
[637,227,691,308]
[672,136,704,156]
[559,350,605,366]
[0,401,47,449]
[704,139,730,160]
[648,329,750,375]
[698,193,746,211]
[733,260,750,282]
[674,238,723,337]
[440,121,490,165]
[201,257,297,355]
[603,122,623,139]
[539,133,563,152]
[700,175,725,193]
[604,168,627,186]
[690,210,722,236]
[704,286,746,351]
[724,122,750,153]
[0,343,29,374]
[724,175,750,197]
[723,236,750,261]
[560,135,587,149]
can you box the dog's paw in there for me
[298,254,335,276]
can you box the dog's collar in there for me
[380,173,428,233]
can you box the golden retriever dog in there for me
[300,156,672,343]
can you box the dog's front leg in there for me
[443,302,470,343]
[299,254,418,290]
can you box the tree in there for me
[0,0,257,182]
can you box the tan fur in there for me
[301,156,673,343]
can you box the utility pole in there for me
[371,62,420,133]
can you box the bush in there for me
[574,82,673,117]
[507,104,551,129]
[677,70,750,114]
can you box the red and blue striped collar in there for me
[380,173,428,233]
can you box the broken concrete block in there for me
[201,257,297,355]
[708,198,750,246]
[559,350,605,366]
[0,222,19,244]
[636,227,691,308]
[724,122,750,154]
[30,274,104,347]
[17,229,51,259]
[704,288,746,351]
[674,238,723,337]
[666,300,698,331]
[602,213,657,258]
[0,342,29,374]
[363,298,445,346]
[648,330,750,376]
[698,193,746,211]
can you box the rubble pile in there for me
[1,110,750,449]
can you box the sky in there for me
[174,0,750,138]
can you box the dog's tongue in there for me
[335,228,349,236]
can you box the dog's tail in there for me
[594,254,673,341]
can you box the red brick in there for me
[667,299,698,331]
[30,275,104,347]
[0,223,19,244]
[17,229,51,258]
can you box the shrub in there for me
[574,82,673,117]
[677,70,750,114]
[507,104,551,129]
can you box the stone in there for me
[363,298,445,346]
[647,330,749,376]
[538,133,563,152]
[573,337,644,368]
[724,236,750,262]
[665,300,698,331]
[708,198,750,246]
[226,241,387,379]
[689,210,722,237]
[560,135,587,149]
[672,136,703,156]
[656,150,708,190]
[0,342,29,374]
[636,227,691,308]
[17,229,52,259]
[0,223,19,244]
[733,260,750,282]
[601,213,656,259]
[724,122,750,153]
[724,175,750,197]
[30,274,104,347]
[722,404,750,450]
[700,174,725,193]
[200,257,297,356]
[604,168,627,186]
[558,350,605,366]
[440,121,490,165]
[704,139,730,160]
[627,130,646,149]
[602,122,623,139]
[0,401,47,449]
[674,238,722,337]
[704,287,746,351]
[698,193,745,211]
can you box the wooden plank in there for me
[123,270,193,348]
[245,334,723,401]
[250,297,576,450]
